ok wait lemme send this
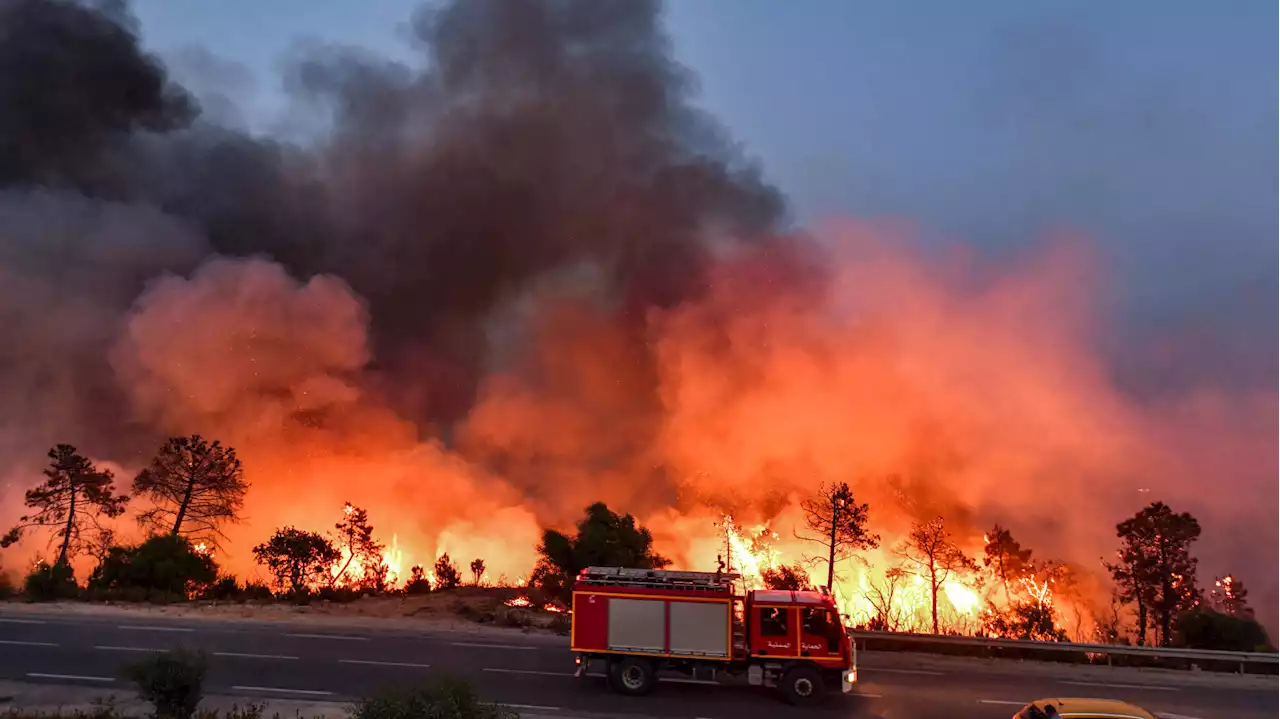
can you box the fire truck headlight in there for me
[845,670,856,684]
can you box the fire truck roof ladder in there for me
[578,566,740,593]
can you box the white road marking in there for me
[862,667,945,676]
[0,639,58,647]
[452,642,537,651]
[117,625,193,633]
[1156,713,1207,719]
[483,667,573,676]
[979,700,1027,706]
[501,704,561,712]
[853,692,884,698]
[285,633,370,641]
[214,651,299,660]
[27,673,114,682]
[339,659,432,669]
[660,677,719,685]
[1061,680,1179,692]
[0,618,46,624]
[95,645,164,652]
[231,685,334,696]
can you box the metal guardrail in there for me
[847,629,1279,668]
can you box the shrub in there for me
[314,585,361,603]
[197,576,241,601]
[1176,608,1274,652]
[433,554,461,590]
[24,561,77,601]
[88,535,218,601]
[123,647,208,719]
[352,674,515,719]
[548,612,571,635]
[239,581,274,601]
[404,565,431,595]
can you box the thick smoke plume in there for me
[0,0,1273,629]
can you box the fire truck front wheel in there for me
[781,664,825,706]
[609,657,658,696]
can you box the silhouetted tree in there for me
[434,553,462,590]
[531,502,670,601]
[895,516,978,635]
[88,534,218,600]
[761,564,808,591]
[132,435,247,546]
[1,445,129,568]
[470,558,486,586]
[252,527,339,596]
[1108,502,1201,646]
[982,524,1033,603]
[404,565,431,595]
[329,503,386,591]
[796,482,879,591]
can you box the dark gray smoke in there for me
[0,0,784,428]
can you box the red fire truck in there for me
[570,566,858,706]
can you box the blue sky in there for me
[131,0,1277,388]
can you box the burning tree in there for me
[895,516,977,635]
[131,435,248,547]
[1107,502,1201,646]
[1209,574,1251,617]
[761,564,808,591]
[329,503,387,592]
[796,482,879,591]
[863,566,909,631]
[1,445,129,569]
[982,524,1032,603]
[470,558,486,586]
[531,502,669,602]
[252,527,340,596]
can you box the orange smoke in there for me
[1,222,1271,636]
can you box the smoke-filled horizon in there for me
[0,0,1274,633]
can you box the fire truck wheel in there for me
[609,657,658,696]
[781,665,825,706]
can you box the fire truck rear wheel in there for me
[609,657,658,696]
[781,665,825,706]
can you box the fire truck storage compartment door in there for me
[668,601,730,657]
[607,598,666,652]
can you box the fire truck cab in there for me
[570,567,857,706]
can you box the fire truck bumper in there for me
[841,667,857,693]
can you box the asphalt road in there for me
[0,611,1272,719]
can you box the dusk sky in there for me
[131,0,1277,395]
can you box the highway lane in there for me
[0,611,1272,719]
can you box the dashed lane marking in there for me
[117,625,194,633]
[0,618,46,624]
[27,673,114,682]
[214,651,299,660]
[659,677,719,685]
[95,645,164,652]
[853,692,884,698]
[452,642,538,651]
[285,633,370,641]
[1060,680,1179,692]
[979,700,1026,706]
[483,668,573,676]
[501,704,561,712]
[231,686,334,696]
[862,667,945,676]
[339,659,432,668]
[1156,713,1207,719]
[0,639,58,647]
